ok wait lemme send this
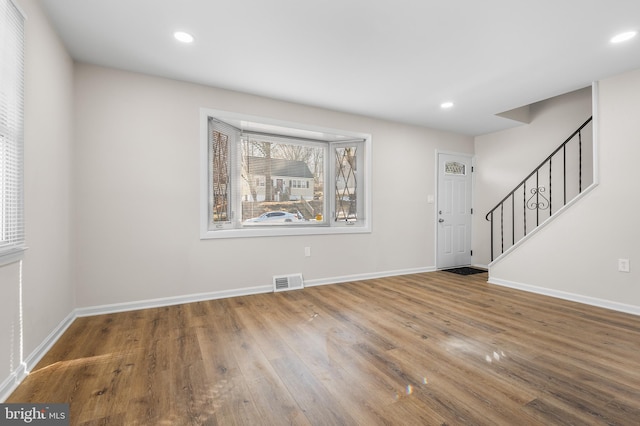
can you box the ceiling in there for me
[38,0,640,136]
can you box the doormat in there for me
[443,267,487,275]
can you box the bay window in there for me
[200,109,371,238]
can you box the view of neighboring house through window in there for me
[201,111,371,238]
[0,0,25,261]
[241,136,321,225]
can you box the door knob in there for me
[438,218,444,223]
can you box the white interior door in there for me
[437,153,472,269]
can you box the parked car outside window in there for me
[244,211,302,224]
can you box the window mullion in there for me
[232,131,243,227]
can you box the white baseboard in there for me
[0,362,27,403]
[304,266,436,287]
[23,311,76,371]
[75,285,274,317]
[78,267,438,316]
[488,277,640,316]
[0,310,75,403]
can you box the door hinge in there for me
[471,166,475,172]
[471,250,473,256]
[470,208,473,214]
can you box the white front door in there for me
[437,153,473,269]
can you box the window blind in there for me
[0,0,26,258]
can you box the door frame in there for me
[435,150,475,270]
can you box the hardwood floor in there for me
[7,271,640,425]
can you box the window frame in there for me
[0,0,26,265]
[200,108,371,239]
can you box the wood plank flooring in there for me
[7,271,640,425]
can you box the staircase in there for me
[485,117,593,262]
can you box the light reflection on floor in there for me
[393,379,426,401]
[391,340,508,401]
[485,350,507,363]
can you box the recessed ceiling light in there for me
[174,31,194,43]
[610,31,637,44]
[440,102,454,109]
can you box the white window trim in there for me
[0,0,26,265]
[200,108,372,239]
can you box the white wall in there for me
[473,87,593,266]
[73,64,474,308]
[0,0,75,399]
[487,69,640,311]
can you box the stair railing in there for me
[485,117,593,261]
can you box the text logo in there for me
[1,404,69,425]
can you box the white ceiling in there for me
[38,0,640,136]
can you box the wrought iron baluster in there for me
[549,158,552,215]
[563,144,567,206]
[579,129,582,193]
[536,170,540,226]
[526,186,550,211]
[523,181,527,236]
[500,203,504,254]
[511,193,515,247]
[490,211,494,261]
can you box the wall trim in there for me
[304,266,436,287]
[0,362,26,403]
[23,311,76,371]
[0,247,26,267]
[77,266,439,318]
[75,285,274,317]
[488,276,640,316]
[0,310,75,402]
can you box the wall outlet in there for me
[304,247,311,257]
[618,258,630,273]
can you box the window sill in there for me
[0,246,26,267]
[200,222,371,239]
